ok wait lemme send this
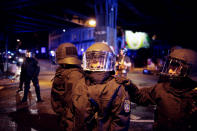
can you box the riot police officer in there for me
[51,43,84,130]
[70,42,131,130]
[116,48,197,131]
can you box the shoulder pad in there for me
[64,68,84,79]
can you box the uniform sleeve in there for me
[131,85,157,106]
[62,104,74,130]
[20,61,25,75]
[51,75,65,115]
[190,90,197,129]
[110,86,130,131]
[64,71,84,130]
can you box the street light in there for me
[88,19,96,27]
[17,39,20,42]
[16,39,22,49]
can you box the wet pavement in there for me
[127,69,158,131]
[0,60,159,131]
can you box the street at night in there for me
[1,0,196,130]
[0,59,158,131]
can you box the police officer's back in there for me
[51,43,84,130]
[71,43,131,131]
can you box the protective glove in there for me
[115,76,131,87]
[115,76,139,97]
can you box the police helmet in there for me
[82,42,116,71]
[161,48,197,82]
[55,43,81,65]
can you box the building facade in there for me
[48,27,95,57]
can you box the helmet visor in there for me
[161,58,191,77]
[83,51,115,71]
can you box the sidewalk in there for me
[0,78,18,86]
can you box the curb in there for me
[0,79,19,86]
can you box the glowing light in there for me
[88,19,96,27]
[17,39,20,42]
[81,48,84,52]
[63,29,66,32]
[50,50,55,56]
[18,49,22,52]
[41,47,46,54]
[19,49,26,53]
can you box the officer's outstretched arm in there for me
[115,76,139,96]
[115,76,156,106]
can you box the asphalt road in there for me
[0,59,159,131]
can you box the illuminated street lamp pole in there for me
[16,39,22,50]
[94,0,118,54]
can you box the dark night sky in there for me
[1,0,197,52]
